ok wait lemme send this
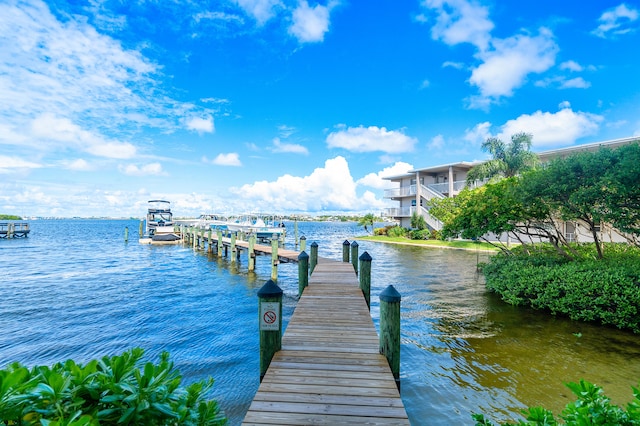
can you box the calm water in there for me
[1,220,639,425]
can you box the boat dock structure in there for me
[0,222,30,239]
[139,224,409,423]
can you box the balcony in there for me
[384,185,416,199]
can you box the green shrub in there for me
[482,243,640,332]
[430,229,442,240]
[0,348,226,425]
[472,379,640,425]
[387,226,407,238]
[374,226,388,236]
[409,229,431,240]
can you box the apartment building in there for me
[383,136,638,242]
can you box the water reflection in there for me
[361,241,640,425]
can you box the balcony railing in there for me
[383,207,443,231]
[384,185,416,198]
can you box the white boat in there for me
[141,200,181,244]
[226,214,286,241]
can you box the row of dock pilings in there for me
[260,240,402,389]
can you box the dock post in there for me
[298,251,309,297]
[231,232,237,263]
[294,218,299,248]
[248,235,256,271]
[139,220,144,237]
[124,226,129,242]
[258,279,283,382]
[7,223,13,239]
[380,285,401,390]
[208,229,212,253]
[217,229,223,257]
[271,234,279,281]
[192,227,197,249]
[359,251,372,310]
[351,241,359,275]
[310,242,318,273]
[300,235,306,252]
[342,240,350,262]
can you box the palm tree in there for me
[358,213,376,234]
[466,132,538,184]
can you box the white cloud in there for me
[234,0,282,25]
[464,121,491,144]
[443,61,465,69]
[65,159,93,171]
[0,156,42,173]
[186,116,215,133]
[119,163,166,176]
[497,108,603,148]
[419,79,431,89]
[231,156,378,211]
[326,125,417,153]
[0,1,213,159]
[428,134,445,149]
[356,162,414,189]
[423,0,494,51]
[592,4,639,38]
[271,138,309,154]
[212,153,242,166]
[560,77,591,89]
[288,0,334,43]
[468,28,558,105]
[560,60,583,72]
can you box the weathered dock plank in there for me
[242,260,409,425]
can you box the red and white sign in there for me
[260,302,280,331]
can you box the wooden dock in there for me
[0,222,30,239]
[242,260,409,425]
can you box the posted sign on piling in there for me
[260,302,280,331]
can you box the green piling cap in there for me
[343,239,351,246]
[311,242,318,247]
[258,279,283,298]
[351,241,359,247]
[380,285,401,303]
[359,251,372,261]
[300,235,306,240]
[298,251,309,260]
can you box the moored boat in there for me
[140,200,181,244]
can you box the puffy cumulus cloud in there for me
[463,121,491,144]
[356,162,414,189]
[497,108,603,148]
[326,125,417,153]
[592,4,639,38]
[289,1,336,43]
[212,153,242,166]
[231,156,375,211]
[423,0,494,51]
[234,0,283,25]
[469,28,558,105]
[271,137,309,154]
[119,162,166,176]
[185,116,214,133]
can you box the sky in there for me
[1,0,639,218]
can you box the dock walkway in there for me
[242,260,409,425]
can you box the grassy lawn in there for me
[356,235,499,251]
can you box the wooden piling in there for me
[359,251,372,310]
[300,235,306,252]
[257,279,283,382]
[351,241,359,275]
[248,235,256,271]
[380,285,401,390]
[298,251,309,297]
[231,232,237,263]
[310,242,318,273]
[342,239,350,262]
[271,235,278,281]
[208,229,213,253]
[139,220,143,237]
[124,226,129,242]
[217,229,223,257]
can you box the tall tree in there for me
[467,132,538,184]
[358,213,376,234]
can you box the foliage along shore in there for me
[357,234,499,252]
[0,214,22,220]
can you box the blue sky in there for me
[1,0,639,218]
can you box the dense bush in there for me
[386,226,407,238]
[482,244,640,333]
[473,379,640,425]
[409,229,431,240]
[0,348,226,425]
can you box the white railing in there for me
[419,206,443,231]
[420,184,445,200]
[384,185,416,198]
[384,207,414,217]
